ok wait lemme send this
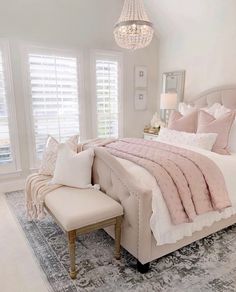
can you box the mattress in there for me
[116,142,236,245]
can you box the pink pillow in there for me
[197,110,235,155]
[168,110,198,133]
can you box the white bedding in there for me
[116,142,236,245]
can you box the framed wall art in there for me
[134,89,147,111]
[135,66,148,88]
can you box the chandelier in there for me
[114,0,154,50]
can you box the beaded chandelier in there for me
[114,0,154,50]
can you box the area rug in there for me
[5,191,236,292]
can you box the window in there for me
[93,51,123,138]
[0,41,20,174]
[0,50,11,164]
[27,50,81,162]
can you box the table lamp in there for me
[160,93,177,124]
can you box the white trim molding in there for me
[90,49,124,139]
[0,39,21,176]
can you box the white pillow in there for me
[51,144,94,188]
[214,105,231,119]
[202,103,222,116]
[39,135,79,176]
[179,102,223,117]
[178,103,196,115]
[158,128,218,151]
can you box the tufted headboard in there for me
[190,85,236,109]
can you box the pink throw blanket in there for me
[103,138,231,225]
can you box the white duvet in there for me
[116,142,236,245]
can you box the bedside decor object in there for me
[135,89,147,110]
[160,93,177,124]
[135,66,147,87]
[151,112,165,128]
[143,112,165,136]
[114,0,154,50]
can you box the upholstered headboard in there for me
[190,85,236,109]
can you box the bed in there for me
[91,85,236,272]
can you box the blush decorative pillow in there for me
[168,110,198,133]
[39,135,79,176]
[197,110,235,155]
[51,144,95,188]
[158,128,218,151]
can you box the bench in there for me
[44,186,123,279]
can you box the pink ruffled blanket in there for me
[104,138,231,225]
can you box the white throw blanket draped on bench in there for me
[25,173,61,220]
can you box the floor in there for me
[0,192,50,292]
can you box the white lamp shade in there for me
[160,93,178,110]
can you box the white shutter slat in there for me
[29,53,80,159]
[96,58,119,138]
[0,50,12,165]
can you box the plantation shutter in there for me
[96,59,119,138]
[0,50,12,165]
[28,53,80,159]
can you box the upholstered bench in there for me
[44,186,123,279]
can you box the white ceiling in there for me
[145,0,236,37]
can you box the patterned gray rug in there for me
[5,191,236,292]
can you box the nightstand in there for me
[143,133,159,141]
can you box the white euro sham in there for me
[51,144,94,188]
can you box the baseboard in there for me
[0,179,25,193]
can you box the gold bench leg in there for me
[68,230,77,279]
[114,216,122,260]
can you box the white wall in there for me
[151,0,236,101]
[0,0,159,182]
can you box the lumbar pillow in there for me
[168,110,198,133]
[51,144,94,188]
[158,128,218,151]
[39,135,79,176]
[197,110,235,155]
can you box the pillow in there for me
[51,144,94,188]
[39,135,79,176]
[214,105,231,119]
[178,103,196,116]
[158,128,218,151]
[168,110,198,133]
[178,102,222,116]
[197,110,235,155]
[203,103,222,116]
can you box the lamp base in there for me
[160,109,172,125]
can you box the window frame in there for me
[0,39,21,176]
[90,50,123,139]
[22,44,85,169]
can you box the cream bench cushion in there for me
[45,186,123,232]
